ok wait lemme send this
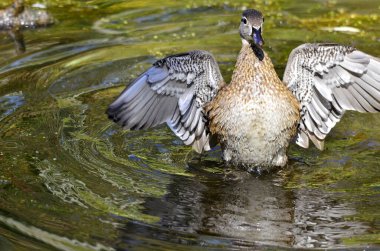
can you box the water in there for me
[0,0,380,250]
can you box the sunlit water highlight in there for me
[0,0,379,250]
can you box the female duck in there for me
[107,9,380,171]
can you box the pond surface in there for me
[0,0,380,250]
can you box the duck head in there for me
[239,9,264,47]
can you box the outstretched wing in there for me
[283,43,380,150]
[107,50,224,153]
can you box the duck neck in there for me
[230,42,276,87]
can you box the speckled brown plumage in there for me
[207,44,300,170]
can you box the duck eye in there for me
[241,17,247,24]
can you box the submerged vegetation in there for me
[0,0,379,250]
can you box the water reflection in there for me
[0,214,113,251]
[0,0,53,55]
[0,91,24,120]
[117,161,369,249]
[292,188,368,248]
[0,0,379,250]
[7,29,25,54]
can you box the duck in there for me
[107,9,380,171]
[0,0,54,30]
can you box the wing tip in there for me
[191,131,213,153]
[309,133,325,151]
[296,130,325,151]
[106,104,121,122]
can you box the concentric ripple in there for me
[0,0,380,250]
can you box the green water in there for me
[0,0,380,250]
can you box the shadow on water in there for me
[0,0,379,250]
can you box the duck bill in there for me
[252,29,264,47]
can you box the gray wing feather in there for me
[107,50,224,153]
[284,43,380,150]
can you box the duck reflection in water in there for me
[0,0,54,54]
[118,162,368,249]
